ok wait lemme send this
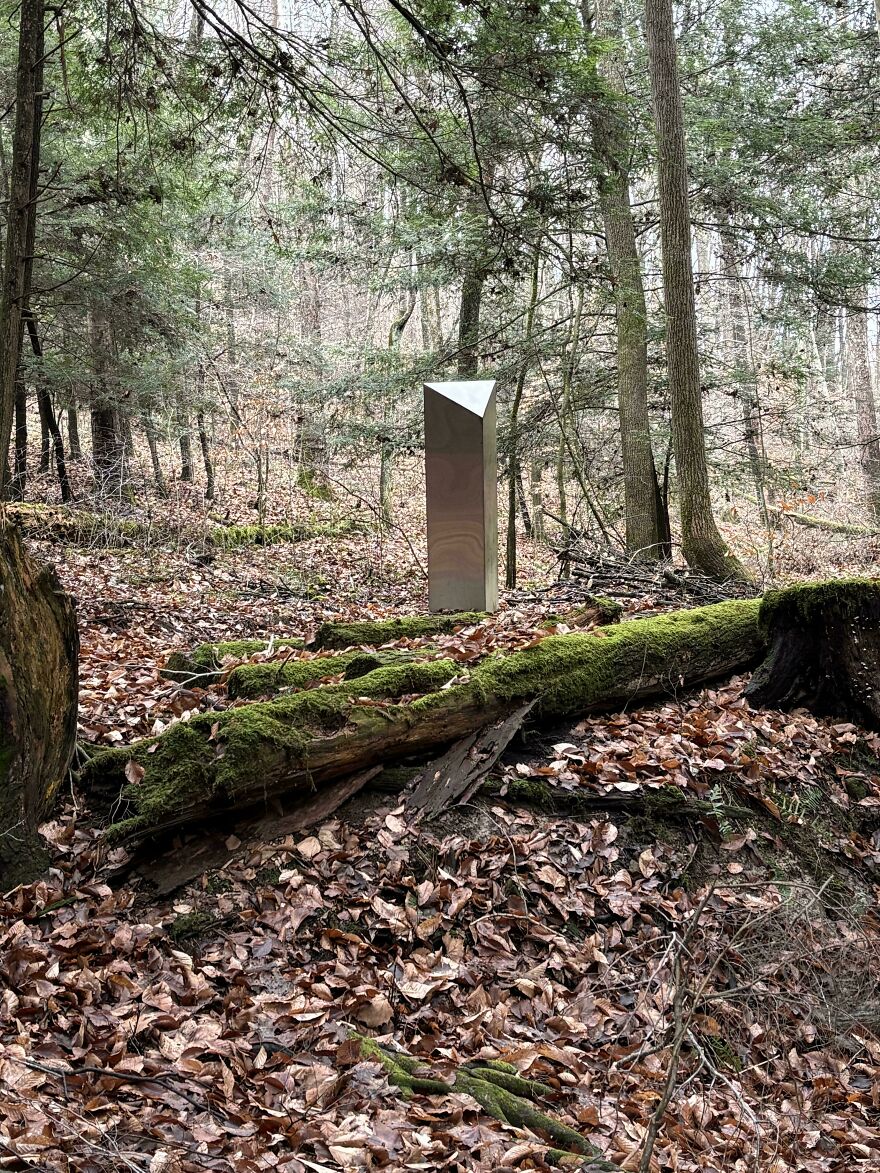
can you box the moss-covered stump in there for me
[81,599,762,843]
[0,524,79,885]
[351,1034,619,1169]
[745,578,880,726]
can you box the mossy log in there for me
[311,611,489,650]
[312,596,622,650]
[162,598,624,686]
[0,524,79,885]
[745,578,880,725]
[769,508,880,538]
[6,502,146,545]
[227,649,421,700]
[161,638,304,685]
[351,1034,620,1169]
[81,599,762,842]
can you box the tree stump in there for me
[0,523,78,885]
[744,579,880,726]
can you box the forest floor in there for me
[2,473,880,1172]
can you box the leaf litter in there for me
[2,529,879,1171]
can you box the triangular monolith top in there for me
[424,380,495,418]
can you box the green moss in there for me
[227,649,422,699]
[168,911,219,942]
[89,600,764,840]
[162,638,304,683]
[227,653,357,699]
[312,612,486,650]
[759,577,880,635]
[466,599,763,718]
[86,658,462,832]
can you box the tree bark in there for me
[645,0,747,581]
[846,301,880,522]
[718,222,771,526]
[82,598,763,841]
[144,414,167,496]
[0,525,79,885]
[23,316,72,502]
[0,0,43,494]
[586,0,667,559]
[745,580,880,728]
[89,309,124,495]
[197,411,215,500]
[10,383,27,500]
[67,408,82,461]
[506,247,541,587]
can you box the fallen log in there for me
[227,649,421,700]
[768,508,880,538]
[81,598,763,843]
[0,524,79,885]
[161,637,304,685]
[745,578,880,726]
[162,599,622,687]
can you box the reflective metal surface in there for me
[424,380,498,613]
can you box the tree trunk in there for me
[458,268,486,378]
[0,0,43,494]
[0,525,79,885]
[745,580,880,728]
[197,411,215,500]
[530,460,545,540]
[718,222,771,526]
[89,309,124,496]
[10,383,27,501]
[846,301,880,523]
[645,0,747,581]
[25,316,72,502]
[67,408,82,461]
[144,415,167,496]
[506,246,541,588]
[82,598,763,842]
[586,0,666,559]
[178,419,194,483]
[38,389,51,474]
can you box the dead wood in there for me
[405,701,535,818]
[0,523,79,884]
[745,578,880,727]
[80,599,764,844]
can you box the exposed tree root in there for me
[352,1034,621,1170]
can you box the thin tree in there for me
[644,0,748,580]
[0,0,45,494]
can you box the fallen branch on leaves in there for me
[80,598,764,843]
[350,1033,621,1170]
[768,508,880,538]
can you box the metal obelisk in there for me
[424,380,498,613]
